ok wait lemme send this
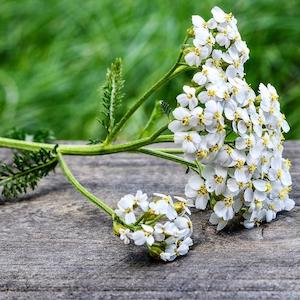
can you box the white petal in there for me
[125,212,136,225]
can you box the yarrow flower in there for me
[114,191,193,262]
[169,6,294,231]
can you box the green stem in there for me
[57,152,115,217]
[105,44,189,144]
[0,137,55,152]
[152,148,183,154]
[0,130,173,156]
[136,147,196,169]
[153,135,174,143]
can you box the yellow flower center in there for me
[285,159,292,169]
[224,196,234,207]
[225,146,233,155]
[279,188,289,200]
[187,93,193,99]
[262,135,269,146]
[271,93,279,101]
[238,182,244,189]
[202,69,208,75]
[233,60,240,68]
[210,145,220,153]
[216,123,225,133]
[185,135,193,141]
[265,182,272,193]
[214,175,224,184]
[194,48,201,56]
[236,160,244,169]
[196,149,208,159]
[207,89,216,97]
[198,114,205,124]
[255,199,263,209]
[269,204,276,211]
[198,185,208,196]
[224,91,230,100]
[214,112,222,120]
[248,164,256,173]
[234,112,240,121]
[232,87,239,95]
[181,116,190,126]
[213,59,221,67]
[245,138,253,148]
[225,12,233,22]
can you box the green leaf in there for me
[0,148,58,199]
[225,131,239,143]
[99,58,125,137]
[139,101,165,138]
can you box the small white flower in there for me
[174,131,201,154]
[185,175,209,209]
[168,107,196,133]
[176,85,198,110]
[132,224,154,246]
[174,216,193,238]
[115,195,136,225]
[185,42,210,67]
[134,190,149,212]
[214,195,242,221]
[177,237,193,256]
[211,6,234,24]
[190,106,205,131]
[259,83,280,114]
[204,100,224,129]
[209,212,228,231]
[222,45,244,78]
[154,222,179,242]
[150,193,178,220]
[119,228,131,245]
[269,155,292,186]
[203,165,228,195]
[243,210,266,229]
[192,15,210,40]
[192,65,223,86]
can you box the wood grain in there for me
[0,141,299,300]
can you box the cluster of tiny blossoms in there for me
[114,191,193,261]
[169,6,294,230]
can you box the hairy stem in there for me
[0,131,173,156]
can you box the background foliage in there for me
[0,0,299,140]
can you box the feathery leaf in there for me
[99,58,125,136]
[0,148,58,199]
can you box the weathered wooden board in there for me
[0,141,299,300]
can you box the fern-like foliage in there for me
[0,148,58,199]
[99,58,125,136]
[5,127,55,143]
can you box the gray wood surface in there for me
[0,141,299,300]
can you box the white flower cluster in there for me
[169,6,294,230]
[114,191,193,261]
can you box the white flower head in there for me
[176,85,198,110]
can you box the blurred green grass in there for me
[0,0,299,140]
